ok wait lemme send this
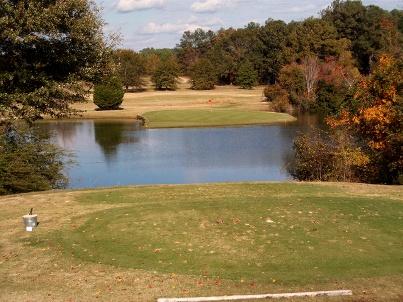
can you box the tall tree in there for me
[205,28,237,84]
[235,60,258,89]
[0,0,117,124]
[144,53,162,75]
[176,28,215,75]
[390,9,403,34]
[258,19,288,84]
[190,58,217,90]
[113,49,146,91]
[285,17,346,61]
[151,58,179,91]
[300,55,320,104]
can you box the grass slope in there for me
[143,109,295,128]
[1,182,402,301]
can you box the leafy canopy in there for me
[290,54,402,184]
[190,58,217,90]
[151,59,179,91]
[113,49,146,90]
[0,0,117,124]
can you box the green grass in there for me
[143,109,296,128]
[58,183,403,283]
[9,182,401,301]
[2,182,402,301]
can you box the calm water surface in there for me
[39,115,324,189]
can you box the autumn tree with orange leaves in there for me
[328,54,403,184]
[290,55,402,184]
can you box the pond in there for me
[38,114,325,189]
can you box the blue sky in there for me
[95,0,402,51]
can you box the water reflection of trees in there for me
[94,121,141,163]
[36,120,142,165]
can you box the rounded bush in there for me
[93,76,125,110]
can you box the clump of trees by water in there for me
[289,55,403,184]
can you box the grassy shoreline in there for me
[1,182,402,301]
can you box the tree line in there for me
[114,0,402,113]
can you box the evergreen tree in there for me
[235,60,258,89]
[93,76,125,110]
[190,58,217,90]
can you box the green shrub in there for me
[263,83,292,113]
[93,76,125,110]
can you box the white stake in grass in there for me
[158,289,352,302]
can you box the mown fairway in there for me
[143,109,294,128]
[1,182,402,301]
[70,80,297,127]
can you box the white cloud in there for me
[139,22,213,35]
[139,22,184,34]
[275,4,317,14]
[117,0,165,12]
[138,15,223,35]
[190,0,236,13]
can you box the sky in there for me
[95,0,402,51]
